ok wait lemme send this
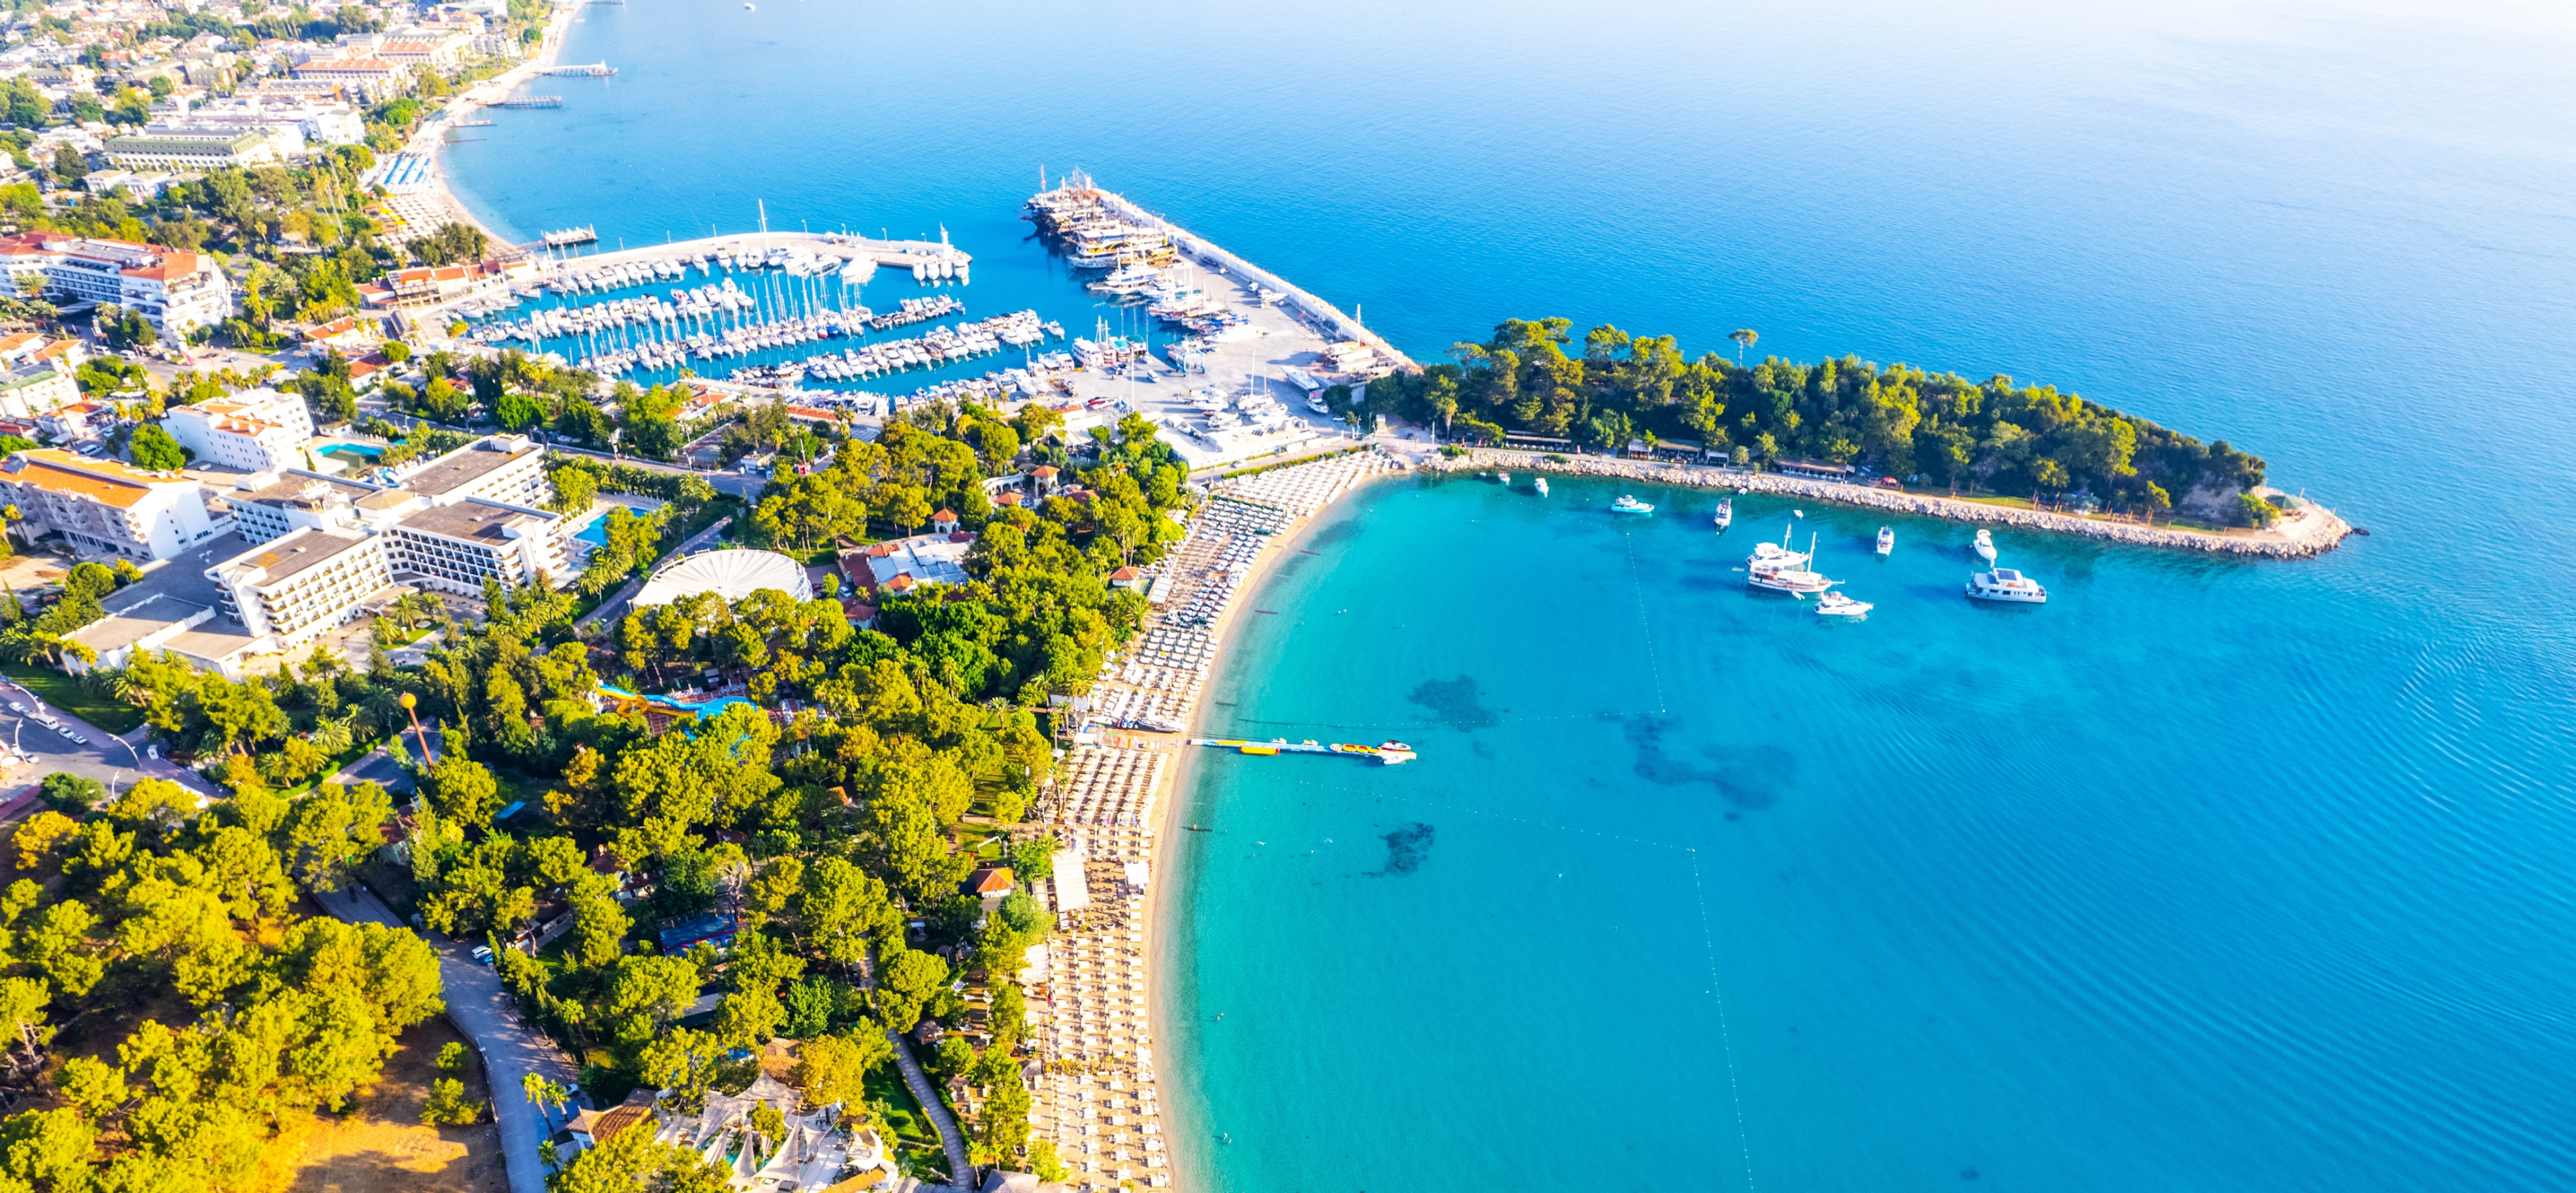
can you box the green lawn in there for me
[863,1064,951,1176]
[1,662,142,734]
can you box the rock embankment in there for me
[1423,451,2351,559]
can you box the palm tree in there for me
[1730,329,1758,367]
[522,1072,555,1131]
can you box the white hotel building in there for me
[0,233,234,337]
[207,435,574,653]
[164,388,315,473]
[0,449,220,561]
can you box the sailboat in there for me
[1714,499,1732,530]
[1750,531,1836,595]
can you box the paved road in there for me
[887,1029,975,1188]
[317,883,585,1193]
[0,677,220,807]
[323,738,419,795]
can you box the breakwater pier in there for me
[1425,449,2352,557]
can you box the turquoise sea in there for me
[445,1,2576,1188]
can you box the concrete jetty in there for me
[527,229,969,280]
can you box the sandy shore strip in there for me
[388,2,586,251]
[1424,448,2353,558]
[1023,449,1406,1190]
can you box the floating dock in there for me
[542,225,599,247]
[1193,737,1416,764]
[494,96,565,109]
[543,62,618,76]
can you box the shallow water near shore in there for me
[445,0,2576,1188]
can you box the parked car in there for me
[54,727,73,740]
[5,702,23,715]
[470,946,495,965]
[68,734,88,746]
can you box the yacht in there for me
[1966,567,2047,604]
[1611,494,1655,515]
[1534,477,1549,496]
[1713,499,1732,530]
[1748,524,1810,569]
[1815,591,1872,618]
[1876,526,1895,557]
[1750,559,1837,595]
[1973,528,1998,562]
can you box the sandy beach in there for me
[1135,453,1407,1190]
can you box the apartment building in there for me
[0,362,77,420]
[0,449,219,561]
[164,388,315,473]
[288,57,409,101]
[206,527,394,650]
[0,234,234,337]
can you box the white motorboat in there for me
[1714,499,1732,530]
[1973,528,1998,562]
[1815,591,1872,618]
[1876,526,1895,557]
[1748,524,1810,568]
[1966,567,2047,604]
[1498,471,1511,486]
[1611,494,1655,514]
[1534,477,1548,496]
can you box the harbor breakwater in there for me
[1422,449,2353,558]
[1086,189,1419,374]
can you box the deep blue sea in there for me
[447,2,2576,1188]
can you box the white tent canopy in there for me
[633,548,814,608]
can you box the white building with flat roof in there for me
[0,449,219,561]
[205,527,394,651]
[163,388,315,473]
[395,433,551,508]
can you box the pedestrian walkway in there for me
[887,1029,975,1188]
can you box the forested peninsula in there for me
[1347,318,2273,524]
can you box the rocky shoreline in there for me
[1421,449,2352,559]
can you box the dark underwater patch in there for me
[1616,716,1787,811]
[1408,675,1500,728]
[1374,822,1435,876]
[1310,518,1363,547]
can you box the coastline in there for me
[1421,448,2353,558]
[399,1,588,250]
[1124,455,1406,1190]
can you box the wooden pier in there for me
[494,96,564,109]
[541,62,617,76]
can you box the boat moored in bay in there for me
[1966,567,2047,604]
